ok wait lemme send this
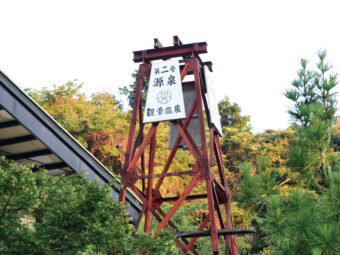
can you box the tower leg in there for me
[145,131,156,232]
[206,180,220,254]
[119,64,147,204]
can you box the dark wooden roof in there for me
[0,71,142,223]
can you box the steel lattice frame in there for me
[119,37,239,255]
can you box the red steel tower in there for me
[119,36,254,255]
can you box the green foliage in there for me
[218,96,251,131]
[119,71,149,109]
[131,229,178,255]
[285,50,339,189]
[234,157,283,253]
[160,202,224,254]
[236,157,280,215]
[231,50,340,254]
[33,174,132,254]
[284,50,338,128]
[262,181,340,254]
[0,158,42,254]
[284,58,317,126]
[221,128,294,176]
[235,157,340,254]
[26,81,128,173]
[286,119,333,189]
[0,157,175,254]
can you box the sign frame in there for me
[143,59,186,123]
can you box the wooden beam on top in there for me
[154,38,163,49]
[0,135,36,146]
[7,149,52,160]
[133,42,207,63]
[0,120,20,129]
[173,35,183,46]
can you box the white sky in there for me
[1,0,340,133]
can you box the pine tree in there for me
[285,50,338,189]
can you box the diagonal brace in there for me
[127,123,158,172]
[156,172,201,230]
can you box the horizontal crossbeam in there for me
[0,120,20,129]
[156,194,207,202]
[7,149,52,160]
[0,135,36,146]
[33,162,68,171]
[175,228,256,238]
[137,170,193,179]
[133,42,207,63]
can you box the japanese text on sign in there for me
[143,60,186,123]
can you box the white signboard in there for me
[204,66,223,137]
[143,60,186,123]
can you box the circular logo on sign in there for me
[156,89,172,104]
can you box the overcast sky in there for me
[1,0,340,133]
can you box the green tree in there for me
[119,71,149,109]
[234,157,282,254]
[218,96,251,131]
[221,128,294,177]
[26,81,129,173]
[284,58,317,127]
[285,50,338,189]
[235,157,340,254]
[262,171,340,254]
[285,51,337,127]
[230,50,340,254]
[0,156,176,254]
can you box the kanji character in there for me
[153,77,164,87]
[161,66,169,73]
[147,108,155,117]
[174,104,181,113]
[167,75,176,86]
[157,107,163,115]
[165,107,172,114]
